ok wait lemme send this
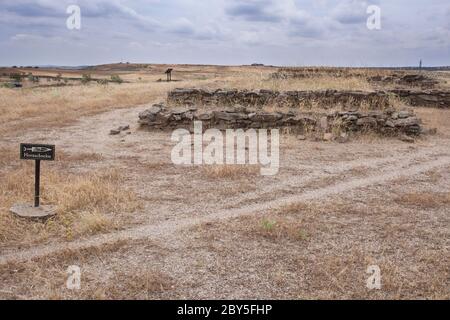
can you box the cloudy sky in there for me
[0,0,449,67]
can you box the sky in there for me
[0,0,449,67]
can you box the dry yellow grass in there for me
[0,165,140,245]
[395,192,450,209]
[0,81,184,135]
[207,72,374,92]
[276,202,310,215]
[202,164,260,179]
[93,269,172,299]
[415,108,450,136]
[257,216,310,241]
[185,184,449,299]
[0,239,172,300]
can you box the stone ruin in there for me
[368,74,440,89]
[270,68,442,89]
[270,67,369,79]
[390,89,450,109]
[168,88,391,110]
[168,88,449,109]
[136,86,445,141]
[139,103,424,138]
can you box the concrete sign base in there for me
[10,203,57,219]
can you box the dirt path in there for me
[1,154,449,265]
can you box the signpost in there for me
[10,144,56,218]
[165,68,173,82]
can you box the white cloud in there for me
[0,0,448,66]
[330,0,373,24]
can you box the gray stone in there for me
[385,120,395,128]
[367,111,384,118]
[399,135,415,143]
[337,133,349,143]
[213,111,247,121]
[249,113,282,122]
[198,113,212,120]
[357,117,377,126]
[319,117,329,131]
[139,105,164,121]
[345,115,358,122]
[118,125,130,131]
[110,129,121,135]
[184,112,195,121]
[171,108,189,115]
[398,111,413,119]
[394,117,420,127]
[233,105,248,113]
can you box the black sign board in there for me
[20,143,56,208]
[20,143,55,161]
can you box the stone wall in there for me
[271,69,441,89]
[270,67,370,79]
[390,89,450,109]
[139,104,423,137]
[368,74,440,89]
[167,88,450,109]
[167,88,391,110]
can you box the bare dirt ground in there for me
[0,65,449,299]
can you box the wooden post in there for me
[34,160,41,207]
[165,68,173,82]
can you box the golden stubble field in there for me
[0,64,449,299]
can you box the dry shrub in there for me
[395,192,450,209]
[139,161,174,171]
[244,215,311,242]
[0,166,140,245]
[58,152,103,162]
[0,147,18,168]
[91,269,172,300]
[276,202,310,215]
[77,210,114,236]
[53,169,133,215]
[202,165,260,179]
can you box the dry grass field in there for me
[0,64,449,300]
